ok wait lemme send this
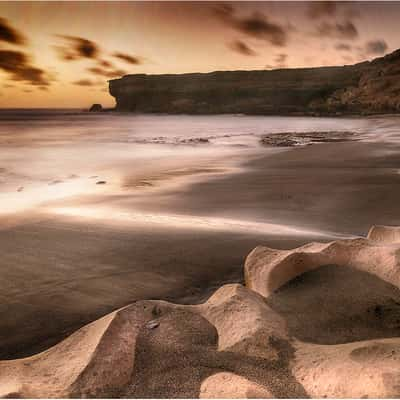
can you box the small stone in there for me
[146,320,159,330]
[96,180,107,185]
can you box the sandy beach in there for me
[1,113,400,362]
[3,2,400,396]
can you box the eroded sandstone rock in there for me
[3,226,400,398]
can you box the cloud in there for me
[307,1,337,18]
[228,40,257,56]
[275,53,288,68]
[72,79,97,86]
[113,52,141,65]
[0,49,51,87]
[265,53,289,70]
[98,59,114,68]
[335,43,352,51]
[55,35,100,61]
[316,20,358,40]
[13,66,50,87]
[87,66,127,79]
[365,39,388,55]
[0,49,27,72]
[54,34,143,81]
[214,5,288,47]
[0,17,26,45]
[342,54,354,64]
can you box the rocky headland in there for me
[109,49,400,115]
[2,225,400,398]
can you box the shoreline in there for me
[2,114,400,361]
[1,108,398,119]
[96,109,400,118]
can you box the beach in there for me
[1,111,400,359]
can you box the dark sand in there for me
[2,139,400,359]
[122,141,400,235]
[0,216,313,359]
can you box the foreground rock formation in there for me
[109,49,400,115]
[2,225,400,398]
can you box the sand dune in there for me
[2,225,400,398]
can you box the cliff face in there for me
[109,49,400,115]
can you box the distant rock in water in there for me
[260,131,358,147]
[180,137,209,144]
[89,103,103,112]
[109,49,400,115]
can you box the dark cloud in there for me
[0,17,26,45]
[228,40,257,56]
[13,66,50,86]
[87,66,127,79]
[335,43,352,51]
[365,39,388,55]
[98,59,114,68]
[275,53,288,68]
[214,5,288,47]
[316,20,358,40]
[0,50,27,72]
[307,1,337,18]
[113,52,141,65]
[0,49,50,87]
[55,35,100,61]
[72,79,96,86]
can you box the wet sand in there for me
[120,140,400,236]
[2,122,400,359]
[0,214,319,359]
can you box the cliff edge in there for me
[109,49,400,115]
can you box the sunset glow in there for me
[1,1,399,108]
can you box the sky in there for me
[0,1,399,108]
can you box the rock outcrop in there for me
[88,103,103,112]
[2,224,400,398]
[260,131,358,147]
[109,49,400,115]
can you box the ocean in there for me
[1,109,396,217]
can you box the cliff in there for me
[109,49,400,115]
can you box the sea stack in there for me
[89,103,103,112]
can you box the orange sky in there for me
[0,1,399,108]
